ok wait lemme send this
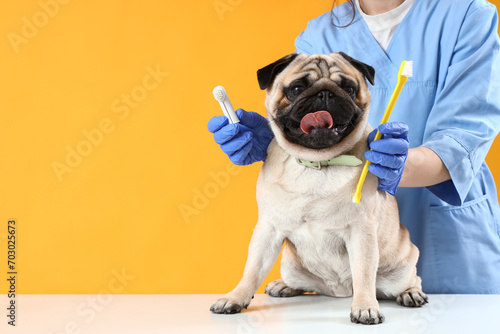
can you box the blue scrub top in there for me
[295,0,500,293]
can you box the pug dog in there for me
[210,53,428,325]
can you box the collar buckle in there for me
[295,158,322,170]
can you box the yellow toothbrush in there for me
[353,60,413,204]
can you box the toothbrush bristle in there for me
[402,61,413,78]
[213,86,227,102]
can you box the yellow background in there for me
[1,0,499,294]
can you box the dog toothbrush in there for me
[353,60,413,204]
[213,86,240,124]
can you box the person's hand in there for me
[364,122,409,196]
[207,109,274,165]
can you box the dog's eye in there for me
[291,85,305,95]
[284,78,309,101]
[345,86,357,99]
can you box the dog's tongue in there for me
[300,111,334,134]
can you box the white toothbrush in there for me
[213,86,240,124]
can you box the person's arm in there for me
[371,3,500,204]
[400,147,451,188]
[417,3,500,205]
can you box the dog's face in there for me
[258,53,374,161]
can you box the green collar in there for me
[294,155,362,170]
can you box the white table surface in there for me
[1,294,499,333]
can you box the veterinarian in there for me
[208,0,500,294]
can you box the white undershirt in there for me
[354,0,415,51]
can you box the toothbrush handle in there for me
[353,161,370,203]
[219,98,240,124]
[381,75,408,125]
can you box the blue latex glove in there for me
[364,122,409,196]
[207,109,274,165]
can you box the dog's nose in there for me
[316,90,334,104]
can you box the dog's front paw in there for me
[265,279,304,297]
[350,305,385,325]
[397,289,429,307]
[210,297,249,314]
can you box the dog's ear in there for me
[257,53,299,90]
[337,52,375,85]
